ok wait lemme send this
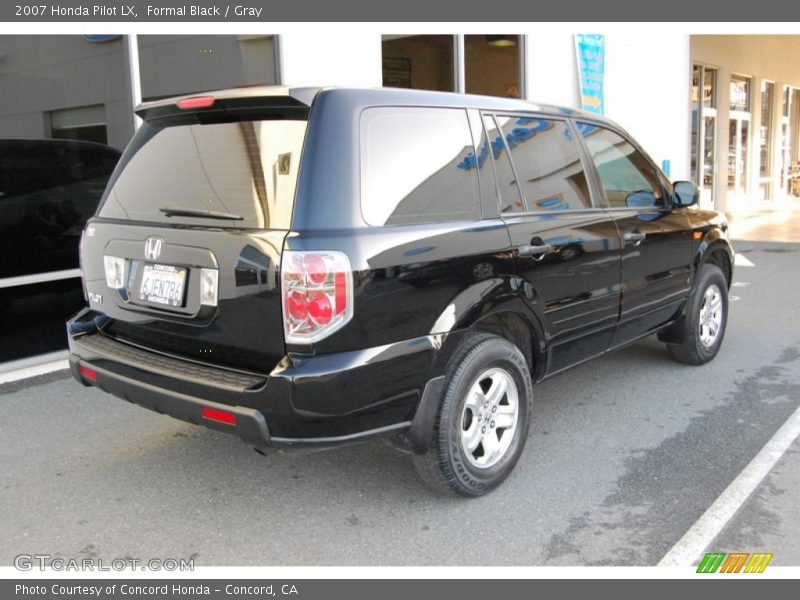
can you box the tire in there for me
[412,334,534,497]
[666,263,728,365]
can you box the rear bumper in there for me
[69,355,273,449]
[67,309,445,451]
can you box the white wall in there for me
[605,33,691,181]
[526,32,691,182]
[526,33,580,109]
[278,33,382,88]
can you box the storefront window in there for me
[137,35,277,101]
[730,74,750,112]
[50,104,109,145]
[381,35,455,92]
[51,124,108,145]
[783,86,791,117]
[703,68,716,108]
[381,34,522,98]
[465,35,521,98]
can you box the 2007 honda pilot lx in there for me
[68,86,733,496]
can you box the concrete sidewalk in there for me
[727,199,800,243]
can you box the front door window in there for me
[576,124,665,209]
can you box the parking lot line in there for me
[658,402,800,566]
[0,351,68,384]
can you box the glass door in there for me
[758,81,774,202]
[728,74,752,211]
[691,65,717,208]
[779,87,798,196]
[727,114,750,210]
[780,87,796,194]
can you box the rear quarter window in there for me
[360,107,481,226]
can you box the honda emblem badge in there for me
[144,237,163,261]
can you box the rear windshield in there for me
[98,118,307,229]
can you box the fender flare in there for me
[693,228,734,288]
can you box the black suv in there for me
[68,87,733,496]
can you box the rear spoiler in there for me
[135,86,321,122]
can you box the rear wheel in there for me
[666,263,728,365]
[412,334,533,497]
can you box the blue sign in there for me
[575,34,605,115]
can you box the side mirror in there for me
[673,181,699,207]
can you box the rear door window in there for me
[488,115,593,212]
[98,118,307,229]
[360,107,481,226]
[488,115,592,213]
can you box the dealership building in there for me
[1,32,799,365]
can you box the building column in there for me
[770,82,786,204]
[749,76,763,209]
[453,35,465,94]
[713,69,731,213]
[519,35,530,100]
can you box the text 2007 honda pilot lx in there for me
[68,86,733,496]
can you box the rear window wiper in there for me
[159,207,243,221]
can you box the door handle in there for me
[518,243,553,260]
[623,232,646,246]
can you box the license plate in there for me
[139,264,187,307]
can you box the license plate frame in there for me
[138,263,187,308]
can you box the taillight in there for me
[281,250,353,344]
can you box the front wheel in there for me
[666,263,729,365]
[412,334,533,497]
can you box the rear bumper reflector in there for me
[78,365,97,381]
[201,406,236,425]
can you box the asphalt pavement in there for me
[1,205,799,566]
